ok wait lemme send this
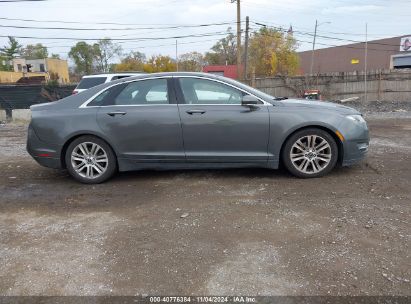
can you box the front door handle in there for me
[107,111,127,117]
[186,110,206,115]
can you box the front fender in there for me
[267,106,345,162]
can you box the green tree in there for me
[0,37,22,70]
[143,55,176,73]
[1,36,22,60]
[68,42,100,75]
[50,53,61,59]
[178,52,204,72]
[114,51,146,72]
[204,28,237,65]
[20,43,48,59]
[0,55,10,71]
[95,38,122,73]
[248,27,299,77]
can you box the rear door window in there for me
[112,79,169,105]
[76,77,107,90]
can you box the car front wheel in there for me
[282,128,338,178]
[65,136,117,184]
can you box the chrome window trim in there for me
[79,75,271,108]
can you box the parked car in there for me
[27,72,369,184]
[72,73,144,94]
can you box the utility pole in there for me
[364,23,368,103]
[310,19,318,75]
[232,0,241,79]
[244,16,249,80]
[176,40,179,72]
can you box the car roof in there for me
[111,72,226,81]
[82,73,144,78]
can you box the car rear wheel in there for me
[65,136,117,184]
[282,128,338,178]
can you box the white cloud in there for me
[322,4,383,14]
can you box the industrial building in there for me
[298,35,411,74]
[6,58,70,84]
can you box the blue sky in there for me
[0,0,410,61]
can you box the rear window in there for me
[76,77,107,89]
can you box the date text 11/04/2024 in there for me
[149,296,256,303]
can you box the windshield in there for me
[76,77,107,90]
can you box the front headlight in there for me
[346,114,366,124]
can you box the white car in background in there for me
[73,73,144,94]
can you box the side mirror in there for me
[242,95,259,106]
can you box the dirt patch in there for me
[0,211,120,295]
[0,116,410,296]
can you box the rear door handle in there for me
[186,110,206,115]
[107,111,127,117]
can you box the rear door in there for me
[96,77,185,163]
[175,76,270,163]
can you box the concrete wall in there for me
[254,69,411,103]
[0,109,31,122]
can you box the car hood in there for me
[277,98,360,115]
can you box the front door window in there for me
[179,78,244,105]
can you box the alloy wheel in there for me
[70,142,109,179]
[290,135,332,174]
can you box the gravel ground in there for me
[0,114,410,296]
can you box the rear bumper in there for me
[26,125,63,169]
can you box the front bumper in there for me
[342,140,369,166]
[338,117,370,167]
[27,125,63,169]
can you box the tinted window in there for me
[179,78,244,105]
[87,83,127,107]
[111,75,133,80]
[87,89,111,107]
[114,79,169,105]
[77,77,107,89]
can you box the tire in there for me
[65,135,117,184]
[282,128,338,178]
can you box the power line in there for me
[0,21,239,31]
[251,22,404,49]
[0,16,239,27]
[0,31,232,42]
[248,26,401,53]
[44,36,233,50]
[253,19,405,39]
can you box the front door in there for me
[175,77,270,163]
[96,78,185,163]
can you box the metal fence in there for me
[0,84,76,110]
